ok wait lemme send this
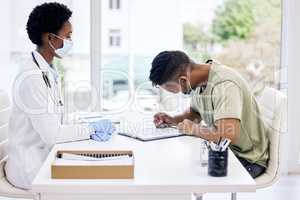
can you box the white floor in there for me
[1,175,299,200]
[204,175,300,200]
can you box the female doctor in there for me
[5,3,112,190]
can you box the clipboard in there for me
[118,127,185,142]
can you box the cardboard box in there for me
[51,150,134,179]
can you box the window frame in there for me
[90,0,102,111]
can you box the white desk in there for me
[32,134,255,200]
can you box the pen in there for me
[157,124,177,129]
[204,140,211,150]
[220,139,231,151]
[217,136,222,146]
[210,141,218,151]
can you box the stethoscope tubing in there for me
[31,52,63,107]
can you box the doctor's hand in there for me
[177,119,199,136]
[153,112,176,128]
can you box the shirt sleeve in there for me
[16,70,91,147]
[212,81,243,122]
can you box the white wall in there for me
[9,0,88,54]
[10,0,37,53]
[0,1,10,64]
[287,0,300,173]
[0,1,14,94]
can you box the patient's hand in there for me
[177,119,199,135]
[153,112,175,128]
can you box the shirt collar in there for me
[48,64,59,83]
[194,61,217,95]
[32,50,52,72]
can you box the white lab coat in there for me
[5,50,91,190]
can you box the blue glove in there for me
[89,119,115,142]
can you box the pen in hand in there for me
[157,123,177,129]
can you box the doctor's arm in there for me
[18,74,91,146]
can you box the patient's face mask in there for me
[49,33,73,58]
[160,81,182,94]
[160,75,196,95]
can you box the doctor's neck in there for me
[37,46,54,65]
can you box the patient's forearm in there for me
[195,127,222,143]
[195,123,238,144]
[192,118,240,143]
[173,107,201,124]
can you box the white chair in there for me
[229,87,287,200]
[0,90,33,199]
[254,87,287,188]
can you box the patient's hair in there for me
[26,2,72,46]
[149,51,192,86]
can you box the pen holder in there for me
[208,148,228,177]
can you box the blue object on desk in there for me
[89,119,115,142]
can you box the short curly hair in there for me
[26,2,72,46]
[149,51,192,86]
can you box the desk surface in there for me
[32,134,255,195]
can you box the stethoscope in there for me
[31,52,63,107]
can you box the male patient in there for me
[149,50,269,178]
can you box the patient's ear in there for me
[178,76,188,89]
[179,76,188,84]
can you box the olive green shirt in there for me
[191,62,269,167]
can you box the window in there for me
[109,29,121,47]
[181,0,282,93]
[2,0,281,114]
[109,0,121,10]
[91,0,282,114]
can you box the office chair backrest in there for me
[0,90,32,198]
[0,90,10,177]
[255,87,287,187]
[0,91,10,127]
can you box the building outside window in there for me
[109,0,121,10]
[109,29,121,47]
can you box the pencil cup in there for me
[208,148,228,177]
